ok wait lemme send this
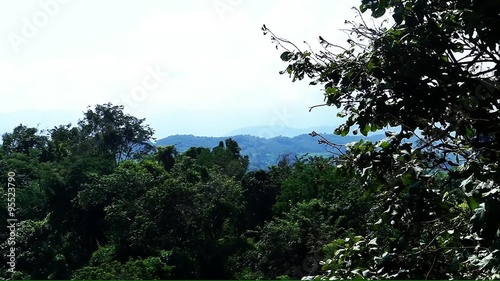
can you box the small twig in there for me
[263,25,302,53]
[425,240,438,280]
[310,131,346,156]
[319,36,349,52]
[308,103,329,112]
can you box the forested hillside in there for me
[1,0,500,280]
[0,104,374,279]
[155,133,384,170]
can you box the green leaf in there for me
[465,126,474,139]
[359,4,368,13]
[372,7,386,18]
[334,124,350,136]
[341,126,350,136]
[466,196,480,211]
[361,125,370,136]
[380,0,389,8]
[401,173,413,185]
[393,12,403,25]
[377,140,389,149]
[280,51,292,61]
[366,59,375,73]
[326,86,340,96]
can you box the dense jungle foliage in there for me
[1,0,500,279]
[0,104,373,279]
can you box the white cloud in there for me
[0,0,359,137]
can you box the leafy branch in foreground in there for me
[265,0,500,279]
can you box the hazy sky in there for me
[1,0,363,138]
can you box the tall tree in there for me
[1,124,48,158]
[264,0,500,279]
[77,103,155,162]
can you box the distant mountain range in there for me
[155,132,386,170]
[0,117,400,171]
[222,126,339,138]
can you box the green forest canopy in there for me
[1,0,500,279]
